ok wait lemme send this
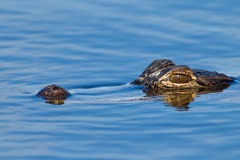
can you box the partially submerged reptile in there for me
[36,59,234,106]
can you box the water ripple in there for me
[0,0,240,159]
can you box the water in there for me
[1,0,240,159]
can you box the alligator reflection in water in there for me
[143,87,228,110]
[144,88,197,107]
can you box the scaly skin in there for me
[36,59,234,105]
[131,59,233,90]
[36,84,71,104]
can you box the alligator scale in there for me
[36,59,234,106]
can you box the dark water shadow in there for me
[68,82,129,89]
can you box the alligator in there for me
[36,59,234,106]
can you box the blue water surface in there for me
[0,0,240,159]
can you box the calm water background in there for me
[0,0,240,159]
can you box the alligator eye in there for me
[169,74,190,83]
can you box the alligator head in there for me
[132,59,234,108]
[132,59,233,91]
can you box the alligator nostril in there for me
[36,84,71,104]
